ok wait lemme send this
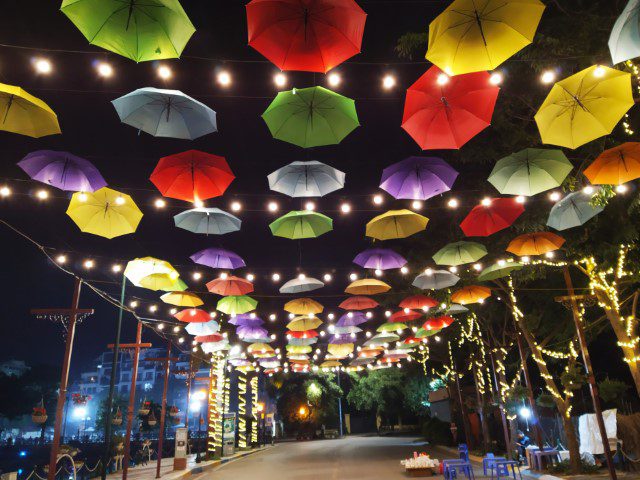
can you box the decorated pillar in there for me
[237,371,248,449]
[250,375,259,445]
[206,354,225,458]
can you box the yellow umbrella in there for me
[248,343,274,355]
[366,209,428,240]
[287,316,323,331]
[284,298,324,315]
[124,257,179,285]
[451,285,491,305]
[426,0,545,76]
[345,279,391,295]
[66,187,143,239]
[138,273,187,292]
[321,360,342,368]
[0,83,61,137]
[327,343,354,358]
[160,291,203,307]
[535,65,634,149]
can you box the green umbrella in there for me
[477,260,524,282]
[61,0,195,62]
[415,327,441,338]
[488,148,573,197]
[217,295,257,315]
[377,322,407,333]
[364,332,400,347]
[262,86,359,148]
[432,241,487,266]
[269,211,333,239]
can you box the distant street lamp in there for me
[192,390,207,463]
[256,402,265,447]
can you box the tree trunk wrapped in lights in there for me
[238,371,248,449]
[250,375,259,445]
[206,354,226,458]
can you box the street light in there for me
[193,390,207,463]
[256,402,265,447]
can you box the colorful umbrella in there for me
[288,337,317,347]
[190,247,245,270]
[488,148,573,196]
[399,295,438,311]
[237,325,269,340]
[269,210,333,239]
[279,277,324,294]
[174,309,211,323]
[228,314,263,327]
[366,209,428,240]
[426,0,545,75]
[284,298,324,315]
[402,66,500,150]
[535,66,634,149]
[546,191,603,231]
[364,332,399,347]
[339,296,379,311]
[67,187,143,239]
[0,83,60,138]
[584,142,640,185]
[415,327,440,339]
[18,151,106,192]
[217,295,257,315]
[287,316,323,331]
[507,232,565,256]
[61,0,195,62]
[423,316,455,331]
[477,260,523,281]
[150,150,234,203]
[332,325,362,335]
[174,208,241,235]
[206,276,254,296]
[609,0,640,65]
[444,304,469,315]
[268,160,345,197]
[389,310,422,323]
[460,198,524,237]
[380,156,459,200]
[432,241,488,266]
[125,257,179,286]
[194,334,224,344]
[185,320,220,336]
[322,360,344,368]
[344,279,391,295]
[249,343,275,355]
[138,273,187,292]
[201,341,230,354]
[287,330,320,339]
[327,343,354,358]
[353,248,407,270]
[451,285,491,305]
[246,0,366,73]
[336,312,368,327]
[112,88,217,140]
[262,86,359,148]
[160,291,203,307]
[412,269,460,290]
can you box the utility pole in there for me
[514,330,545,450]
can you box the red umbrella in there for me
[460,198,524,237]
[206,276,254,296]
[195,334,224,343]
[401,66,500,150]
[390,310,422,323]
[174,308,211,323]
[246,0,367,73]
[423,315,455,331]
[286,330,319,339]
[399,295,438,311]
[339,296,379,310]
[150,150,235,203]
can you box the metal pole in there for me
[336,371,343,437]
[453,359,473,449]
[122,321,143,480]
[563,267,617,480]
[101,275,126,480]
[515,331,545,450]
[156,341,171,479]
[490,351,512,458]
[47,278,82,480]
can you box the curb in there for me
[185,447,268,477]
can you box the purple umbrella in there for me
[353,248,407,270]
[190,247,246,270]
[336,312,368,328]
[380,156,458,201]
[229,358,251,367]
[18,150,107,192]
[237,325,268,339]
[327,334,354,345]
[229,314,263,326]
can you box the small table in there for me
[483,456,505,477]
[494,460,521,480]
[532,449,560,470]
[444,460,475,480]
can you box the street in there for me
[202,436,429,479]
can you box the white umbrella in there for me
[412,270,460,290]
[185,320,220,336]
[547,191,603,231]
[609,0,640,65]
[279,277,325,294]
[268,160,345,197]
[174,208,241,235]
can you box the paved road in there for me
[203,436,429,480]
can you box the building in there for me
[0,360,30,377]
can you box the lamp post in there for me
[256,403,265,447]
[191,390,207,463]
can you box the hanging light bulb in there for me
[327,72,341,87]
[230,201,242,212]
[274,72,287,87]
[157,65,172,80]
[382,74,396,90]
[34,58,52,74]
[305,201,315,211]
[217,70,232,87]
[323,273,332,282]
[154,198,166,208]
[373,194,383,205]
[272,273,280,282]
[268,201,279,212]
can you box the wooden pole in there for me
[156,340,172,479]
[453,359,473,448]
[515,331,545,450]
[490,351,512,458]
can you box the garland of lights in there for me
[250,375,259,445]
[206,354,225,456]
[238,372,247,449]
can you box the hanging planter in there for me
[171,416,181,425]
[72,393,91,406]
[138,400,151,416]
[169,406,179,417]
[146,411,157,427]
[112,407,123,426]
[32,402,47,425]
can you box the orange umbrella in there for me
[423,315,455,331]
[345,279,391,295]
[399,294,438,311]
[174,308,211,323]
[451,285,491,305]
[206,276,254,296]
[507,232,565,256]
[284,298,324,315]
[584,142,640,185]
[339,296,379,310]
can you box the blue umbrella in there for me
[174,208,241,234]
[267,160,345,197]
[610,0,640,65]
[547,191,604,231]
[112,87,217,139]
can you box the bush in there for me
[421,416,452,446]
[548,459,601,475]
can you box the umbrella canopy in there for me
[18,151,106,192]
[246,0,366,73]
[262,86,359,148]
[336,312,368,327]
[228,314,263,327]
[237,325,269,340]
[477,260,524,281]
[547,191,604,231]
[60,0,195,62]
[287,330,320,339]
[507,232,565,256]
[124,257,179,286]
[339,296,379,311]
[399,295,438,311]
[415,327,440,338]
[426,0,545,75]
[364,332,399,347]
[269,210,333,239]
[402,67,500,150]
[423,316,455,331]
[66,187,143,239]
[217,295,257,315]
[284,298,324,315]
[327,343,354,358]
[190,247,245,269]
[412,269,460,290]
[194,334,224,344]
[206,276,254,296]
[535,66,634,149]
[160,291,203,307]
[460,198,524,237]
[366,209,428,240]
[488,148,573,196]
[138,273,187,292]
[287,316,323,331]
[174,309,211,323]
[112,88,217,140]
[0,83,60,138]
[268,160,345,197]
[185,320,220,336]
[345,279,391,295]
[389,310,422,323]
[432,241,488,266]
[353,248,407,270]
[609,0,640,65]
[451,285,491,305]
[174,208,241,235]
[584,142,640,185]
[279,277,325,294]
[444,304,469,315]
[380,156,459,200]
[248,343,275,355]
[150,150,234,203]
[332,326,362,335]
[288,337,317,347]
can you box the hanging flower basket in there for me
[171,416,181,425]
[169,406,179,417]
[147,412,157,427]
[72,393,91,406]
[32,404,47,424]
[112,408,123,426]
[138,400,151,416]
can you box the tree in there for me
[347,369,406,427]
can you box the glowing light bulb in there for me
[515,195,525,204]
[583,185,594,195]
[272,273,280,281]
[193,199,204,208]
[328,313,335,320]
[154,198,166,208]
[305,201,315,211]
[521,256,530,263]
[115,196,125,205]
[616,184,628,194]
[545,251,555,259]
[77,192,88,202]
[130,301,138,308]
[269,314,276,321]
[219,272,228,280]
[268,201,278,212]
[481,197,492,206]
[449,266,458,273]
[157,65,172,80]
[96,62,113,78]
[549,191,561,202]
[36,189,49,200]
[327,72,341,87]
[231,201,242,212]
[489,72,503,85]
[473,263,482,271]
[192,272,202,280]
[424,268,433,276]
[0,186,11,197]
[385,310,391,317]
[157,323,164,330]
[373,194,383,205]
[217,70,232,87]
[83,260,94,269]
[34,58,52,74]
[447,198,458,208]
[436,73,449,85]
[323,273,332,282]
[382,74,396,89]
[374,269,382,277]
[112,264,122,273]
[170,308,177,315]
[541,70,556,84]
[349,273,358,281]
[400,266,409,274]
[593,65,606,78]
[340,203,351,213]
[56,255,67,264]
[149,305,157,312]
[411,200,423,210]
[246,273,255,281]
